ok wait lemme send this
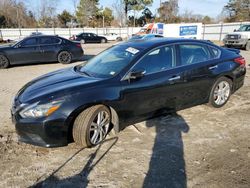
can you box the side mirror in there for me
[234,29,236,32]
[14,44,21,48]
[124,69,146,82]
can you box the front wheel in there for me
[245,41,250,51]
[57,51,72,64]
[0,54,10,69]
[209,77,232,108]
[73,105,111,147]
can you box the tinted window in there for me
[133,45,175,74]
[210,46,221,59]
[79,45,141,78]
[40,37,60,45]
[21,38,37,47]
[179,44,210,65]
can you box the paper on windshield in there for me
[126,47,139,55]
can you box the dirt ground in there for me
[0,42,250,188]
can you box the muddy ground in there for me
[0,42,250,188]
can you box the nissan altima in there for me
[11,38,246,148]
[0,35,83,68]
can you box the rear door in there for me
[39,36,61,62]
[175,43,216,109]
[11,37,40,64]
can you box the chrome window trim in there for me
[121,44,177,81]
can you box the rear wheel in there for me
[245,41,250,51]
[57,51,72,64]
[0,54,10,69]
[73,105,111,147]
[209,77,232,108]
[101,39,106,43]
[81,39,85,44]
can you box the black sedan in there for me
[0,35,83,68]
[74,32,107,43]
[11,38,246,148]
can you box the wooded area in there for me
[0,0,249,28]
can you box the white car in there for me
[102,33,122,41]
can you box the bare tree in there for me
[112,0,126,27]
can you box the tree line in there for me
[0,0,249,28]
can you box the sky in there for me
[26,0,229,18]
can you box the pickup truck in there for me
[223,24,250,51]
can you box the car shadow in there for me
[32,137,118,188]
[143,113,189,188]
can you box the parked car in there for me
[128,34,163,41]
[74,32,107,43]
[11,38,246,148]
[0,35,83,68]
[223,24,250,51]
[102,33,123,41]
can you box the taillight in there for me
[234,57,246,67]
[76,43,81,48]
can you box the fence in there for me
[0,21,250,41]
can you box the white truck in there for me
[136,22,203,39]
[223,24,250,51]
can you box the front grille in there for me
[227,34,240,40]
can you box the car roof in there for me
[25,35,60,39]
[119,38,217,49]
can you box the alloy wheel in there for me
[89,111,110,145]
[0,55,9,68]
[213,81,230,105]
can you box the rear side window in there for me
[40,37,60,45]
[133,45,175,74]
[209,46,221,59]
[21,38,37,47]
[179,44,210,65]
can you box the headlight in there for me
[19,99,64,118]
[240,35,247,39]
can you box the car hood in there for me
[0,44,12,50]
[17,67,100,103]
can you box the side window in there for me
[179,44,210,65]
[209,46,221,59]
[133,45,175,74]
[40,37,60,45]
[21,38,37,47]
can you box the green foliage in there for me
[58,10,74,27]
[76,0,99,27]
[224,0,250,22]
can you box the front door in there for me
[119,45,186,124]
[10,37,40,64]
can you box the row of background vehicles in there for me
[0,32,118,68]
[1,23,249,69]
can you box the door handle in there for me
[168,75,181,81]
[209,65,218,70]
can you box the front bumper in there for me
[12,113,70,147]
[223,38,248,47]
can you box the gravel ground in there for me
[0,42,250,188]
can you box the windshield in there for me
[79,45,142,78]
[237,25,250,32]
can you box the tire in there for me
[73,105,111,147]
[209,77,232,108]
[57,51,72,64]
[0,54,10,69]
[245,41,250,51]
[81,39,85,44]
[101,39,106,43]
[116,37,122,41]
